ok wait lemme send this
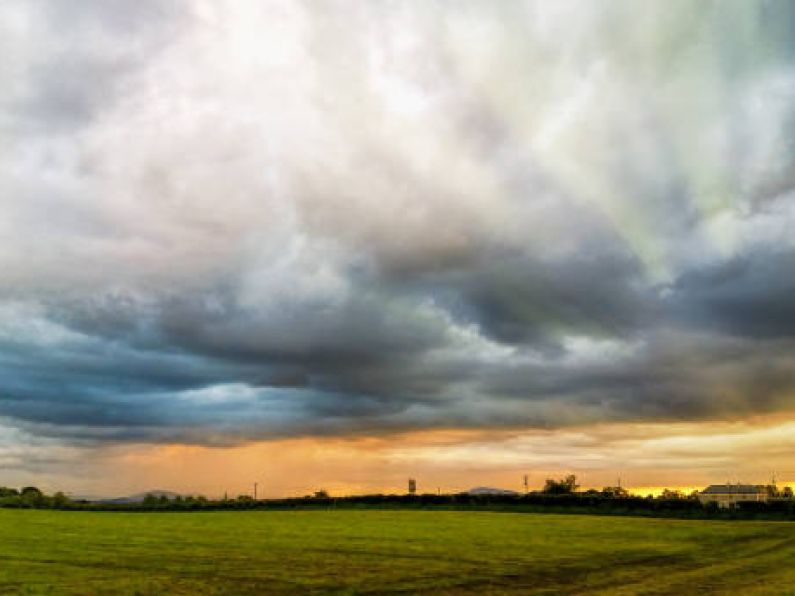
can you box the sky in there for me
[2,0,795,498]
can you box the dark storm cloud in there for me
[2,0,795,450]
[669,248,795,339]
[479,331,795,422]
[432,249,651,346]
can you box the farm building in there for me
[697,484,769,508]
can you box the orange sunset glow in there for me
[9,413,794,499]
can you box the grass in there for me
[2,509,795,594]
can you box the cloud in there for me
[670,246,795,338]
[1,0,795,456]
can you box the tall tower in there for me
[408,478,417,495]
[523,474,529,493]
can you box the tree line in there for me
[3,476,795,521]
[0,486,69,508]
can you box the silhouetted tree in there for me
[142,493,159,507]
[20,487,44,506]
[52,492,69,508]
[660,489,685,499]
[601,486,630,498]
[542,475,579,494]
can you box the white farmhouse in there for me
[697,484,769,508]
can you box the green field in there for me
[2,509,795,594]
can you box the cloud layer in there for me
[2,1,795,453]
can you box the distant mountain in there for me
[97,490,182,504]
[467,487,520,496]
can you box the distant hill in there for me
[97,490,182,504]
[467,487,520,496]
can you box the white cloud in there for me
[1,0,794,457]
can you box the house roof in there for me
[700,484,766,495]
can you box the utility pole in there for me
[523,474,529,493]
[254,482,258,500]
